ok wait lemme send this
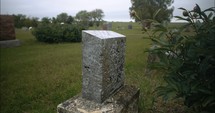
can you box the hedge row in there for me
[32,23,84,43]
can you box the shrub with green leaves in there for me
[145,4,215,113]
[32,23,84,43]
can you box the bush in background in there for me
[144,4,215,113]
[32,23,84,43]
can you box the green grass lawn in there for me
[0,22,191,113]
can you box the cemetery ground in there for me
[0,22,193,113]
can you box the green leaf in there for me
[198,89,213,95]
[153,23,168,32]
[180,23,192,31]
[158,32,166,38]
[150,37,169,46]
[207,12,213,19]
[201,12,208,20]
[153,8,162,20]
[144,19,157,23]
[174,16,191,22]
[202,96,215,107]
[178,7,187,11]
[203,7,215,13]
[165,77,180,92]
[148,62,168,70]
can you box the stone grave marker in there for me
[0,15,20,47]
[107,22,112,30]
[128,24,133,29]
[57,30,139,113]
[82,30,125,103]
[102,24,107,30]
[102,22,112,30]
[0,15,15,41]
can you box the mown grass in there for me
[0,22,191,113]
[0,29,83,113]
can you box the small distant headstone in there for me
[116,26,120,30]
[107,22,112,30]
[57,30,139,113]
[102,22,112,30]
[102,24,107,30]
[128,24,133,29]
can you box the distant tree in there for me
[51,17,57,24]
[90,9,104,27]
[56,13,74,24]
[75,10,89,21]
[31,17,39,27]
[23,17,32,27]
[129,0,174,28]
[13,14,27,28]
[66,16,74,24]
[12,14,39,28]
[75,10,91,28]
[41,17,51,24]
[57,13,67,23]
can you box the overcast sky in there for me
[1,0,214,22]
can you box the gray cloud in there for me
[1,0,214,22]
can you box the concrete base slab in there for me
[0,39,21,48]
[57,85,140,113]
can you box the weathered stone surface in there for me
[0,15,16,41]
[0,39,20,48]
[82,30,126,103]
[57,85,140,113]
[57,30,140,113]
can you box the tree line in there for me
[12,14,39,28]
[12,9,104,29]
